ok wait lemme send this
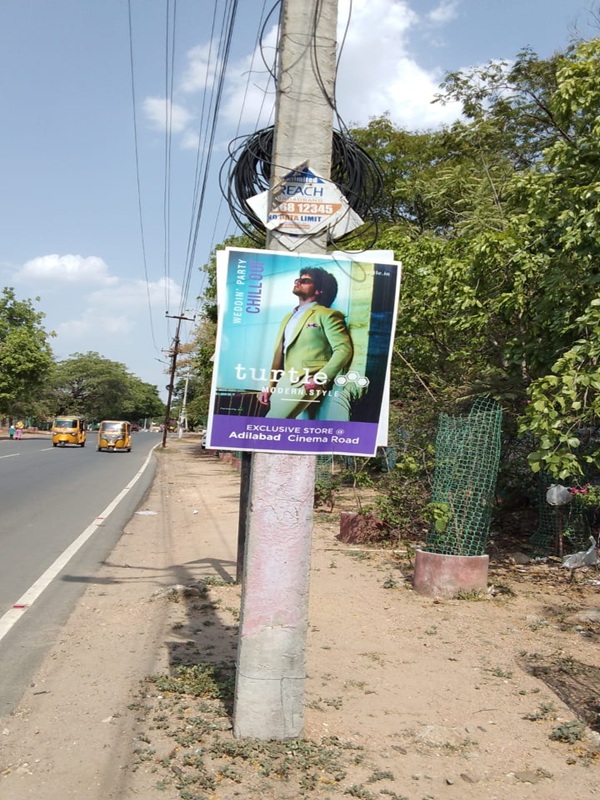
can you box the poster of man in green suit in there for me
[208,247,400,456]
[257,266,354,419]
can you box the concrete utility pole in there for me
[162,313,194,448]
[177,374,190,439]
[233,0,338,740]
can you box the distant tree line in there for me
[0,287,164,425]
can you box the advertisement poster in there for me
[206,247,401,456]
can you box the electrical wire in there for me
[218,0,384,250]
[308,0,386,248]
[183,4,220,281]
[131,0,273,362]
[219,124,383,248]
[258,0,282,82]
[126,0,159,351]
[130,0,380,360]
[162,0,178,315]
[184,0,278,333]
[204,0,278,261]
[178,0,240,318]
[178,6,220,328]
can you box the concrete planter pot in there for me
[413,549,489,598]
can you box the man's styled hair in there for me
[300,266,338,308]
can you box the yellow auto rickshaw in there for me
[97,420,132,452]
[52,415,87,447]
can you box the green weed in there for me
[549,720,586,743]
[524,702,557,721]
[456,589,486,600]
[344,785,376,799]
[148,662,234,702]
[487,666,513,679]
[366,769,395,782]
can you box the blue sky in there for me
[0,0,596,399]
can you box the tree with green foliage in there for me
[347,38,600,528]
[521,299,600,480]
[514,39,600,478]
[186,40,600,534]
[436,47,569,168]
[355,39,600,412]
[0,287,54,419]
[49,351,164,422]
[127,375,166,422]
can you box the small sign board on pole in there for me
[247,163,363,250]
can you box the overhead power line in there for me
[128,0,283,370]
[162,0,178,313]
[126,0,158,351]
[179,0,240,317]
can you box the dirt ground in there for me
[1,436,599,800]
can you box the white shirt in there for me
[283,301,317,354]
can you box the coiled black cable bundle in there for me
[219,125,384,248]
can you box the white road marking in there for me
[0,444,159,643]
[0,453,19,460]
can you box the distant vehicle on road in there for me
[52,416,86,448]
[97,420,132,453]
[130,422,140,432]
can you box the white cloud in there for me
[87,276,182,311]
[16,264,179,389]
[219,28,279,132]
[49,277,182,371]
[180,43,218,93]
[141,0,464,150]
[218,0,462,134]
[143,97,194,133]
[335,0,462,129]
[145,277,182,308]
[180,129,202,151]
[427,0,460,25]
[146,31,278,142]
[56,312,134,339]
[19,254,118,285]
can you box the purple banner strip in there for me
[209,415,378,456]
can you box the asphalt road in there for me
[0,430,161,715]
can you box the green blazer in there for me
[270,303,353,386]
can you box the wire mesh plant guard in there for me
[530,474,591,556]
[424,398,503,556]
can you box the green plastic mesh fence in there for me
[425,398,503,556]
[529,474,591,555]
[316,455,335,483]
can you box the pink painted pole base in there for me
[413,549,489,598]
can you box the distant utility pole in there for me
[163,313,194,448]
[177,374,190,439]
[233,0,338,740]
